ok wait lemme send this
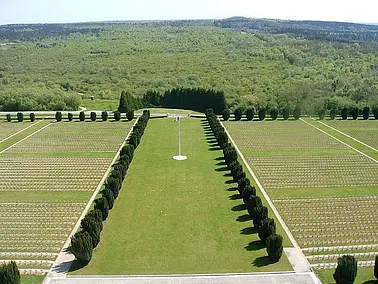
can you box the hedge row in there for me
[222,106,301,121]
[56,111,134,122]
[206,108,283,262]
[69,110,150,263]
[0,261,20,284]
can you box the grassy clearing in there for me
[316,266,377,284]
[21,275,46,284]
[71,118,292,275]
[137,107,201,115]
[81,99,119,111]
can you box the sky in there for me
[0,0,377,25]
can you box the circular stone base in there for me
[173,155,187,161]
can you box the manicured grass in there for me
[316,266,377,284]
[137,107,201,115]
[71,118,292,275]
[21,275,46,284]
[81,99,119,111]
[0,120,51,152]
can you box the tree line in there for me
[142,88,227,114]
[221,105,302,121]
[205,108,283,262]
[69,110,150,264]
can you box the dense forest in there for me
[0,18,377,113]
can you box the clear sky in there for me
[0,0,377,25]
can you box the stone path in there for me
[46,272,319,284]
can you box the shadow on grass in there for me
[231,204,247,211]
[215,157,224,161]
[236,214,251,222]
[209,146,221,151]
[215,166,229,172]
[227,187,237,192]
[245,240,264,251]
[209,142,219,147]
[229,194,242,200]
[206,137,217,141]
[240,227,258,235]
[253,256,277,267]
[224,173,232,177]
[67,260,89,272]
[361,281,378,284]
[216,161,227,166]
[225,179,235,184]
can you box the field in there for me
[71,118,292,275]
[0,119,133,274]
[224,118,378,281]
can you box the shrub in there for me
[0,261,20,284]
[253,205,268,228]
[16,112,23,122]
[29,113,35,122]
[245,108,255,121]
[318,109,325,120]
[101,111,108,121]
[79,112,85,121]
[126,110,134,121]
[270,108,278,120]
[222,109,230,121]
[374,255,378,280]
[330,109,337,120]
[68,113,73,121]
[102,188,115,210]
[282,107,290,120]
[90,112,96,121]
[114,111,121,121]
[81,209,103,248]
[293,105,301,120]
[258,218,276,245]
[362,107,370,120]
[234,108,242,121]
[247,195,262,218]
[258,108,266,121]
[94,197,109,220]
[341,108,348,120]
[333,255,357,284]
[351,107,359,120]
[55,111,62,122]
[6,114,11,122]
[70,231,93,263]
[266,234,283,262]
[373,106,378,120]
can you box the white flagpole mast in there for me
[173,116,187,161]
[178,117,181,157]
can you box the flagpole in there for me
[173,116,187,161]
[178,117,181,157]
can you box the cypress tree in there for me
[266,234,283,262]
[318,109,325,120]
[102,188,115,210]
[79,111,85,122]
[29,113,35,122]
[258,108,266,121]
[333,255,358,284]
[341,108,348,120]
[114,111,121,121]
[282,107,290,120]
[55,111,62,122]
[362,106,370,120]
[70,231,93,263]
[234,108,242,121]
[293,105,301,120]
[270,108,278,120]
[6,114,11,122]
[374,255,378,280]
[16,112,23,122]
[222,109,230,121]
[68,113,73,121]
[101,111,108,121]
[351,107,359,120]
[126,110,134,121]
[245,108,255,121]
[90,112,96,121]
[258,218,276,245]
[94,197,109,220]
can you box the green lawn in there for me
[21,275,46,284]
[71,117,292,275]
[316,267,377,284]
[81,99,119,111]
